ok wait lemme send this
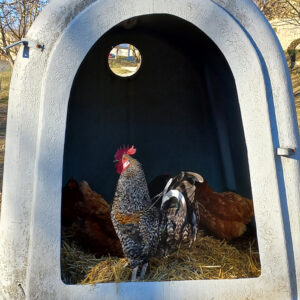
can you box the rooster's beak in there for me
[113,159,119,163]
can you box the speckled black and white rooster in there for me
[111,145,202,281]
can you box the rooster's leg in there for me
[192,212,198,242]
[131,266,139,282]
[139,262,149,281]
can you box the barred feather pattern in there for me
[111,155,159,268]
[156,172,202,256]
[111,154,202,267]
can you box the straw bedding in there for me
[61,228,261,284]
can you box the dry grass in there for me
[0,70,11,207]
[108,57,141,76]
[0,71,11,101]
[290,66,300,130]
[82,235,260,284]
[61,228,261,284]
[61,228,102,284]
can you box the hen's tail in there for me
[155,172,203,256]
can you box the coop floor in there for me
[61,227,261,284]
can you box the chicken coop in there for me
[0,0,300,299]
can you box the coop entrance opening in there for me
[61,14,260,284]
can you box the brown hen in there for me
[195,181,254,241]
[62,179,123,257]
[61,178,83,226]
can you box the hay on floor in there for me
[61,229,261,284]
[61,228,102,284]
[81,236,260,284]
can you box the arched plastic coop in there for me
[1,0,300,299]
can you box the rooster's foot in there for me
[131,266,139,282]
[139,262,149,281]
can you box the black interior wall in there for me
[63,14,251,202]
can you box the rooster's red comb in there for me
[114,145,136,161]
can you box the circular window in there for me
[108,43,141,77]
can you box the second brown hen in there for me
[195,181,254,241]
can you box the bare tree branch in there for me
[0,0,48,65]
[254,0,300,23]
[253,0,300,68]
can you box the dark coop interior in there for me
[62,14,252,203]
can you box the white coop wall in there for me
[0,0,299,299]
